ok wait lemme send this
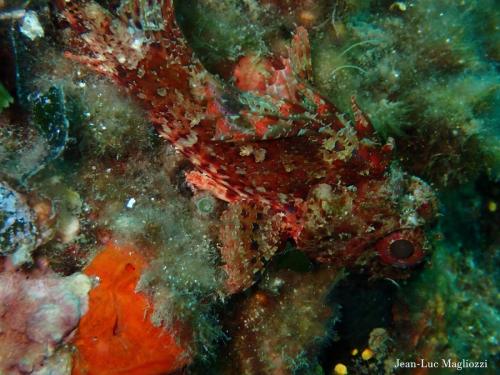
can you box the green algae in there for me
[175,0,269,72]
[63,79,155,159]
[0,83,13,111]
[310,0,500,186]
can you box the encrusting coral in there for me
[72,242,190,375]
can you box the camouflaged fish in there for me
[56,0,436,293]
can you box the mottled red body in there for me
[57,0,436,292]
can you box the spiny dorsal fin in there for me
[289,26,313,82]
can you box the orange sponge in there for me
[72,243,189,375]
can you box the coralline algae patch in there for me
[0,259,91,374]
[71,243,189,375]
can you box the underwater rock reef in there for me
[0,0,498,374]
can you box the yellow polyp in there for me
[334,363,348,375]
[361,348,374,360]
[389,2,407,12]
[487,200,497,212]
[351,348,358,356]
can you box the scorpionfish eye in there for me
[375,229,426,268]
[390,239,414,259]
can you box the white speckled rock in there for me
[0,182,38,266]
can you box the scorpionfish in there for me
[56,0,437,293]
